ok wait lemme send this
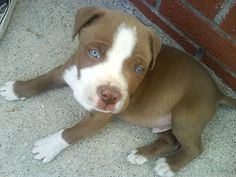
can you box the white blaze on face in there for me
[106,24,137,74]
[64,24,137,113]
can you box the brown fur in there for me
[9,7,236,173]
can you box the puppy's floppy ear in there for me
[72,7,105,39]
[149,30,162,70]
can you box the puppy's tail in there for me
[218,92,236,109]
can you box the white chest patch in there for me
[63,24,137,113]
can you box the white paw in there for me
[32,130,69,163]
[127,149,148,165]
[154,158,175,177]
[0,81,25,101]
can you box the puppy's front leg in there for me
[32,112,112,163]
[0,54,75,101]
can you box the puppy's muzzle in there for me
[96,85,122,111]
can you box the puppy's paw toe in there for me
[0,81,25,101]
[127,149,148,165]
[154,158,175,177]
[32,130,69,163]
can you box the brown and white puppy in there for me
[0,7,236,177]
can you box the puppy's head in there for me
[64,7,161,113]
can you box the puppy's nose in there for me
[97,85,121,104]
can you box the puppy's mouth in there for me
[96,98,116,112]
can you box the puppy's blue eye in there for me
[134,65,145,74]
[88,49,100,59]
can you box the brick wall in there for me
[129,0,236,90]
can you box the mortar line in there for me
[139,0,200,49]
[214,0,235,25]
[178,0,236,45]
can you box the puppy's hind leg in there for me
[127,130,179,165]
[0,55,75,101]
[154,100,215,177]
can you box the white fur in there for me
[154,158,175,177]
[0,81,25,101]
[32,130,69,163]
[152,113,171,133]
[127,149,148,165]
[63,24,137,113]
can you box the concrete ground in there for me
[0,0,235,177]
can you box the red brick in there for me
[187,0,225,19]
[221,4,236,40]
[146,0,156,6]
[202,55,236,91]
[159,0,236,72]
[129,0,197,54]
